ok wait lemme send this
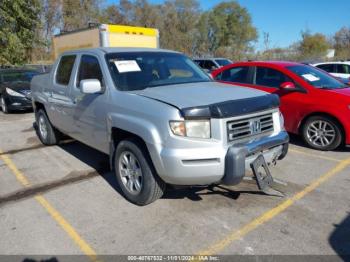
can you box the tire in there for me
[302,115,342,151]
[1,96,9,114]
[35,109,61,145]
[114,138,166,206]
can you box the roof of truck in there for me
[61,47,180,55]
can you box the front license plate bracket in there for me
[250,154,273,191]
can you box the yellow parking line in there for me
[1,154,31,186]
[0,150,100,262]
[289,148,341,162]
[196,157,350,256]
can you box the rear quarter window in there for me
[337,64,350,74]
[217,66,250,83]
[56,55,76,86]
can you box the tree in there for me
[158,0,200,55]
[99,5,128,25]
[62,0,101,31]
[35,0,61,61]
[196,1,257,59]
[0,0,41,65]
[298,31,330,60]
[132,0,161,28]
[334,27,350,60]
[41,0,61,41]
[193,12,211,56]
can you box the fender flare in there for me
[107,113,164,172]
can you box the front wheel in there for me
[302,116,342,151]
[1,96,9,114]
[114,138,165,206]
[35,109,61,145]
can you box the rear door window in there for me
[316,64,336,73]
[56,55,76,86]
[255,67,293,88]
[216,66,250,83]
[77,55,104,86]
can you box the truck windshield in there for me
[287,65,348,89]
[106,52,211,91]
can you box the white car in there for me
[313,61,350,79]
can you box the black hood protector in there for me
[181,94,280,119]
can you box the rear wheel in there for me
[302,115,342,151]
[114,138,165,206]
[35,109,61,145]
[1,96,9,114]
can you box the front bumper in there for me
[4,95,32,111]
[155,131,289,186]
[222,131,289,185]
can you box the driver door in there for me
[251,66,307,132]
[67,54,109,152]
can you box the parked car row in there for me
[2,56,350,152]
[2,47,350,205]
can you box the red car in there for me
[212,61,350,151]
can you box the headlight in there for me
[6,88,25,97]
[169,120,211,139]
[279,111,285,130]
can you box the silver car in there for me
[31,48,288,205]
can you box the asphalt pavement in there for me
[0,111,350,262]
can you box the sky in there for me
[114,0,350,50]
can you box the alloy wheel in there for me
[1,97,7,112]
[306,120,336,148]
[118,151,143,195]
[38,115,48,140]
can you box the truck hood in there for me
[134,81,280,119]
[134,81,267,108]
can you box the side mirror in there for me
[280,81,296,90]
[79,79,102,94]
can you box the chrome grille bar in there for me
[227,113,274,142]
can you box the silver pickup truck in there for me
[31,48,289,205]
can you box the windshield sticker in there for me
[114,60,141,73]
[302,74,320,82]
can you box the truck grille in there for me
[227,113,274,142]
